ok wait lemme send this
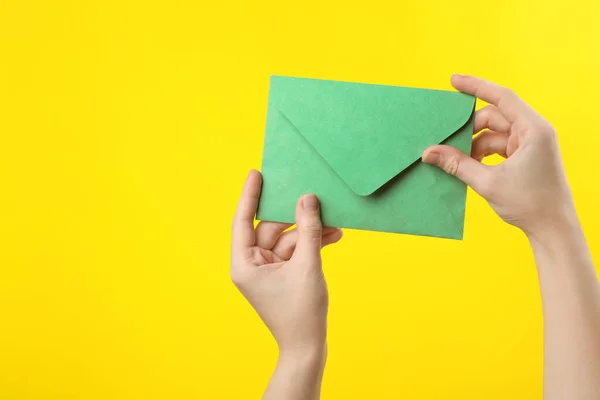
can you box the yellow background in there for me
[0,0,599,398]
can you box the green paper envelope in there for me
[257,76,476,239]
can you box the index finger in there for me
[232,169,262,252]
[451,75,532,123]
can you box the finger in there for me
[474,105,511,134]
[272,228,343,261]
[321,229,343,248]
[274,226,340,252]
[271,226,340,259]
[291,194,323,264]
[451,74,532,123]
[231,170,262,253]
[422,145,493,196]
[471,130,509,161]
[255,221,293,249]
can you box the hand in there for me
[422,74,576,237]
[230,170,343,355]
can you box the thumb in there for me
[422,145,492,194]
[292,194,323,263]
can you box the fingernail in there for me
[423,151,440,165]
[302,194,319,211]
[452,73,465,78]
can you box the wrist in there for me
[278,341,327,369]
[525,209,588,263]
[523,203,581,246]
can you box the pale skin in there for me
[230,75,599,399]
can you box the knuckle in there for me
[230,266,247,287]
[481,105,494,117]
[529,118,557,142]
[230,273,242,287]
[478,107,492,126]
[538,119,556,135]
[485,169,507,201]
[304,221,322,235]
[283,242,296,255]
[477,173,497,198]
[482,139,492,153]
[444,157,460,177]
[301,215,322,231]
[513,120,532,135]
[502,87,517,99]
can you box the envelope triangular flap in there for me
[270,76,475,196]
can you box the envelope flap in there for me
[269,76,475,196]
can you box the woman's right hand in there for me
[422,74,577,239]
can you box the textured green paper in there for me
[257,76,476,239]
